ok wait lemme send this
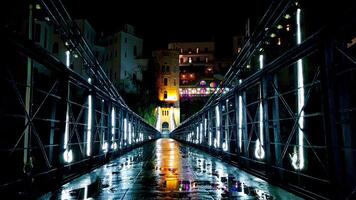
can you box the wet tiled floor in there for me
[40,138,302,199]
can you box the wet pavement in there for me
[39,138,302,199]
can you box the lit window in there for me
[277,38,281,45]
[180,48,183,53]
[205,57,208,63]
[196,48,199,53]
[189,57,192,63]
[164,91,167,99]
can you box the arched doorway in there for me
[162,122,169,132]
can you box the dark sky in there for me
[63,0,268,56]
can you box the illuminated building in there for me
[152,50,180,132]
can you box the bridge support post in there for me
[262,75,272,178]
[321,38,342,199]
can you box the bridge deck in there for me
[40,138,301,199]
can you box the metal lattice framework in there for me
[171,0,356,199]
[0,0,160,197]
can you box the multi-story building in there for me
[152,50,180,133]
[168,42,217,98]
[98,24,144,94]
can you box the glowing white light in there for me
[215,105,220,148]
[128,122,132,145]
[111,107,116,150]
[238,95,243,152]
[170,107,175,131]
[196,126,199,144]
[255,55,265,159]
[204,118,207,137]
[222,142,228,152]
[156,107,161,131]
[64,107,69,150]
[124,118,127,141]
[291,8,305,170]
[63,149,73,163]
[102,142,108,153]
[200,122,203,144]
[65,50,70,67]
[111,107,115,140]
[86,94,92,156]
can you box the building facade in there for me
[98,24,144,94]
[152,50,180,132]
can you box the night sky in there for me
[63,0,269,56]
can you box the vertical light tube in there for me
[200,122,203,144]
[124,118,127,142]
[128,122,132,145]
[196,126,199,144]
[86,94,92,156]
[255,55,265,159]
[63,50,72,163]
[238,95,243,152]
[170,107,175,131]
[65,50,70,67]
[204,118,207,138]
[156,107,161,131]
[296,8,305,169]
[111,107,117,150]
[215,105,220,148]
[86,78,92,156]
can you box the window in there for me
[164,78,168,86]
[196,57,200,62]
[52,42,59,54]
[133,45,137,56]
[189,57,192,64]
[164,91,167,99]
[196,48,199,53]
[180,57,183,64]
[166,66,170,72]
[125,51,127,58]
[205,47,208,52]
[205,57,209,63]
[180,48,183,53]
[125,37,127,43]
[173,79,176,86]
[161,65,165,73]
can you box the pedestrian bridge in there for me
[1,0,355,199]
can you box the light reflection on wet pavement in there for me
[40,138,302,199]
